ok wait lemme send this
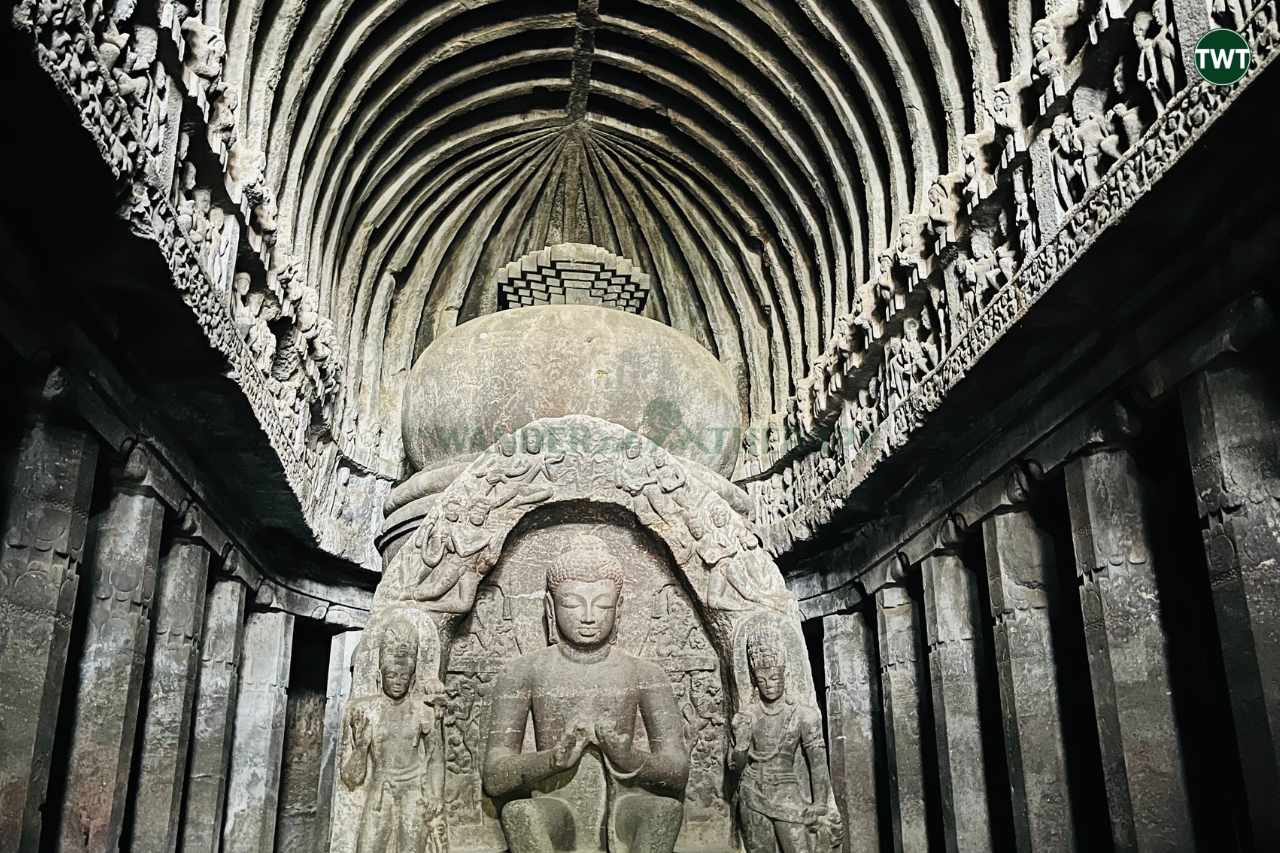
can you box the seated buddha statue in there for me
[481,535,689,853]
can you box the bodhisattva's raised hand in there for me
[551,720,593,772]
[349,707,372,750]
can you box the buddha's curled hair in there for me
[547,534,624,593]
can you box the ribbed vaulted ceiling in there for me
[215,0,1022,468]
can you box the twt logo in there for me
[1195,29,1251,85]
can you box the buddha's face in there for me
[547,579,621,650]
[379,644,417,700]
[753,664,786,702]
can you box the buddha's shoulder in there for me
[610,648,668,681]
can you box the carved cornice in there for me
[755,0,1280,556]
[9,0,381,549]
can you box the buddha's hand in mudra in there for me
[594,719,636,770]
[551,720,594,772]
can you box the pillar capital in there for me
[991,460,1041,513]
[925,511,969,558]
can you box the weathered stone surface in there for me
[180,577,248,853]
[0,418,97,852]
[921,551,993,852]
[316,629,360,852]
[59,468,165,852]
[983,507,1078,851]
[1065,447,1195,851]
[222,608,294,852]
[401,305,742,477]
[823,611,882,853]
[131,537,212,853]
[876,584,929,853]
[276,687,328,853]
[1180,357,1280,849]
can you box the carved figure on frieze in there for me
[341,616,448,853]
[926,174,962,248]
[482,535,689,853]
[246,179,279,245]
[1030,15,1070,99]
[1012,168,1038,259]
[247,312,278,374]
[816,346,848,407]
[1049,114,1085,215]
[954,251,982,330]
[473,433,557,512]
[180,16,225,83]
[1133,3,1178,115]
[961,129,999,212]
[207,81,238,148]
[990,79,1031,164]
[629,447,689,528]
[111,24,155,113]
[730,620,840,853]
[1075,110,1126,187]
[405,503,494,609]
[1212,0,1255,29]
[831,312,865,381]
[703,518,791,615]
[894,214,933,287]
[901,317,939,379]
[228,141,264,187]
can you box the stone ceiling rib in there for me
[204,0,987,472]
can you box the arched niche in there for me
[339,415,831,853]
[437,500,733,851]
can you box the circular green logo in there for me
[1194,29,1251,85]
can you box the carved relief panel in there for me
[441,503,733,853]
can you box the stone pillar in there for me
[921,516,994,852]
[59,446,166,852]
[983,471,1077,851]
[876,583,929,852]
[130,524,212,853]
[1065,446,1194,851]
[317,629,360,850]
[276,684,327,853]
[0,411,98,852]
[221,608,294,852]
[823,611,881,853]
[180,577,248,853]
[1180,358,1280,848]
